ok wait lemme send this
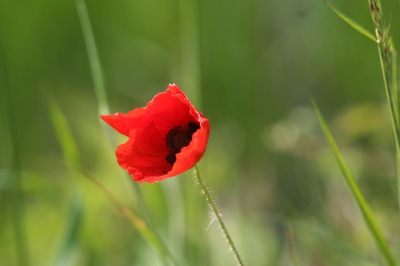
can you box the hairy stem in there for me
[193,165,245,266]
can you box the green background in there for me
[1,0,400,265]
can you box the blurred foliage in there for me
[1,0,400,265]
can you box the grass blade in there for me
[311,97,396,266]
[177,1,205,263]
[53,192,83,266]
[0,27,30,266]
[48,97,80,168]
[324,0,376,42]
[75,0,108,116]
[48,96,83,266]
[389,40,400,225]
[390,41,398,119]
[78,170,178,266]
[291,220,377,265]
[376,43,400,219]
[179,0,202,108]
[74,0,117,149]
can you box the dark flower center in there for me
[165,122,200,165]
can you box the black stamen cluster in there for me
[165,122,200,165]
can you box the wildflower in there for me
[101,84,210,183]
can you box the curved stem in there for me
[193,165,245,266]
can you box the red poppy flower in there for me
[100,84,210,183]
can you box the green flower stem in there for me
[193,165,245,266]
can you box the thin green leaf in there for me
[53,192,83,266]
[376,43,400,172]
[48,96,83,266]
[74,0,117,148]
[78,170,178,266]
[179,0,202,108]
[391,40,398,120]
[284,224,301,266]
[0,29,30,266]
[389,40,400,223]
[47,97,80,169]
[324,0,376,42]
[377,40,400,238]
[311,97,396,266]
[75,0,108,116]
[292,220,376,265]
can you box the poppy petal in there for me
[100,112,138,137]
[116,121,171,183]
[101,84,210,183]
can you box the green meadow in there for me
[1,0,400,265]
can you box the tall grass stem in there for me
[177,0,205,262]
[377,44,400,222]
[311,98,396,266]
[393,47,400,227]
[377,46,400,157]
[74,0,116,147]
[0,32,30,266]
[179,0,202,108]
